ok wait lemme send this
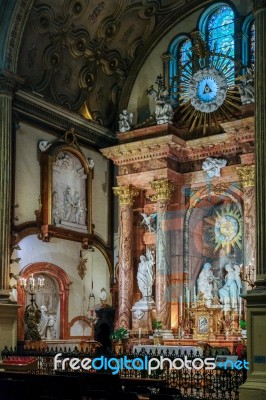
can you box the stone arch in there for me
[17,262,71,341]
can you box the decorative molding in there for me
[13,90,115,148]
[150,179,176,203]
[236,165,255,188]
[113,185,139,206]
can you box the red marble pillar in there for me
[151,179,175,329]
[113,185,139,328]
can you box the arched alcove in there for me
[17,262,71,341]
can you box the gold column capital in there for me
[113,185,139,206]
[236,165,255,188]
[150,179,176,202]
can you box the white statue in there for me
[140,212,157,232]
[197,263,214,305]
[118,109,133,132]
[38,305,54,339]
[202,157,227,178]
[74,192,86,225]
[137,249,155,300]
[219,264,241,311]
[100,288,107,305]
[155,90,173,125]
[39,140,52,152]
[88,158,95,169]
[238,67,255,105]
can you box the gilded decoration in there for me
[150,179,176,203]
[236,165,255,188]
[113,185,139,206]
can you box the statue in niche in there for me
[238,67,255,105]
[140,212,157,232]
[137,249,155,300]
[155,90,173,125]
[197,262,214,306]
[38,305,55,340]
[219,264,242,311]
[118,109,133,132]
[202,157,227,178]
[24,305,41,341]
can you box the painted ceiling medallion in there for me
[188,68,228,113]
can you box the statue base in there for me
[132,299,155,331]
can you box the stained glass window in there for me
[249,20,255,67]
[207,5,235,82]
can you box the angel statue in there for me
[202,157,227,178]
[140,212,157,232]
[118,109,133,132]
[219,264,242,311]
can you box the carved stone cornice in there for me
[0,70,24,95]
[150,179,176,203]
[236,165,255,188]
[113,185,139,206]
[13,90,115,148]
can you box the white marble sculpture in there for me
[154,90,173,125]
[38,305,55,340]
[238,67,255,105]
[39,140,52,152]
[197,262,214,306]
[137,249,155,300]
[202,157,227,178]
[118,109,133,132]
[219,264,242,311]
[140,212,157,232]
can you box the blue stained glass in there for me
[250,21,255,67]
[207,5,235,82]
[180,39,192,66]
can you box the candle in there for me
[180,295,183,317]
[239,298,242,319]
[187,288,190,305]
[138,327,141,340]
[178,327,181,339]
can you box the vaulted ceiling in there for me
[16,0,213,129]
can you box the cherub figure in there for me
[118,110,133,132]
[140,212,157,232]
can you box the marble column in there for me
[0,71,17,301]
[151,179,175,329]
[237,165,256,271]
[113,185,139,328]
[239,1,266,398]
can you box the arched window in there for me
[242,15,255,68]
[199,4,235,83]
[169,36,192,103]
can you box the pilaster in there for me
[113,185,139,328]
[151,179,176,329]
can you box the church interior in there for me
[0,0,266,399]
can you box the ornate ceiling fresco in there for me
[16,0,213,129]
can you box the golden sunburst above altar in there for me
[213,205,243,254]
[175,41,241,135]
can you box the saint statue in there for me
[197,262,214,305]
[137,249,155,300]
[118,109,133,132]
[219,264,242,311]
[38,305,55,340]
